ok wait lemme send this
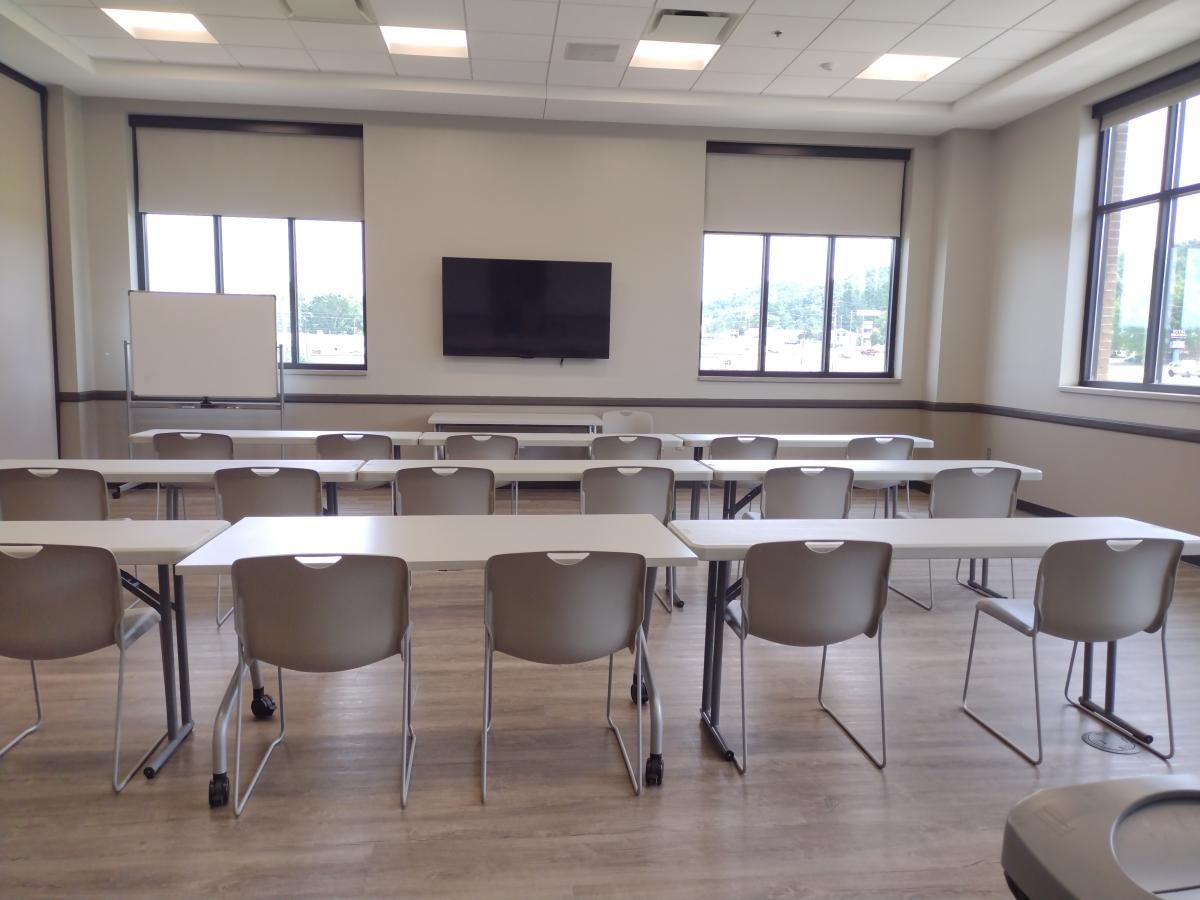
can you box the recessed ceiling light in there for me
[858,53,958,82]
[380,26,468,58]
[102,9,216,43]
[630,39,719,71]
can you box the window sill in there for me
[1059,384,1200,403]
[285,368,367,376]
[699,375,901,384]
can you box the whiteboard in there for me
[129,291,280,399]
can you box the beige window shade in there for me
[1099,81,1200,131]
[704,152,905,237]
[136,127,363,220]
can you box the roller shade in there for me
[1098,80,1200,131]
[135,126,363,220]
[704,152,906,237]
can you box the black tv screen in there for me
[442,257,612,359]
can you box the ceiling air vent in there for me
[283,0,373,24]
[564,41,621,63]
[649,9,734,44]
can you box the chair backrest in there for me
[233,554,410,673]
[743,540,892,647]
[845,436,914,461]
[485,551,646,665]
[709,435,779,460]
[1034,538,1183,643]
[315,432,392,461]
[214,467,323,524]
[152,431,234,460]
[580,466,674,524]
[394,466,495,515]
[929,467,1021,519]
[761,466,853,519]
[601,409,654,433]
[590,434,662,460]
[0,467,109,521]
[0,544,122,660]
[445,433,519,460]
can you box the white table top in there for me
[176,514,697,574]
[677,433,935,450]
[418,431,684,449]
[358,459,713,483]
[429,411,602,428]
[669,516,1200,562]
[0,459,364,484]
[702,459,1043,483]
[0,519,229,565]
[129,429,421,447]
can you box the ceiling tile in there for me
[654,0,752,11]
[784,48,877,78]
[562,0,653,5]
[726,14,830,49]
[808,19,916,52]
[465,0,558,35]
[142,41,238,66]
[308,49,395,74]
[72,35,157,61]
[935,55,1015,83]
[469,30,553,60]
[548,60,624,86]
[763,74,845,96]
[24,5,126,38]
[692,70,774,93]
[552,34,635,65]
[706,44,798,74]
[16,0,92,6]
[471,58,548,82]
[834,77,921,98]
[555,3,651,38]
[891,23,1003,55]
[751,0,850,14]
[198,16,302,48]
[1017,0,1135,32]
[392,54,472,78]
[367,0,467,29]
[98,0,288,16]
[839,0,948,24]
[225,46,316,70]
[290,21,386,51]
[621,66,701,89]
[902,78,978,100]
[929,0,1051,28]
[970,27,1069,59]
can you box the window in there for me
[141,213,366,368]
[1083,81,1200,392]
[700,232,897,376]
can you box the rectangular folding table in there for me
[130,429,421,459]
[418,431,684,457]
[428,411,602,432]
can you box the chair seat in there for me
[120,607,161,648]
[977,597,1035,635]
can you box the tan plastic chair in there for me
[445,434,519,512]
[0,544,166,792]
[601,410,654,433]
[482,550,650,801]
[760,466,853,519]
[709,435,779,460]
[152,431,234,520]
[846,436,915,517]
[738,540,892,771]
[590,435,662,460]
[394,466,495,516]
[316,433,393,492]
[0,467,109,520]
[962,537,1183,765]
[228,554,413,815]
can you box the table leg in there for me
[701,560,717,714]
[965,557,1005,599]
[143,563,193,778]
[723,480,737,520]
[700,559,737,763]
[639,568,665,785]
[689,447,703,519]
[325,482,339,515]
[174,570,191,726]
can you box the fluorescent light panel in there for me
[630,39,719,71]
[380,26,468,58]
[102,8,216,43]
[858,53,958,82]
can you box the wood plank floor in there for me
[1,486,1197,898]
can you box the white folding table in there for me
[677,433,935,452]
[428,411,602,432]
[130,429,421,459]
[418,431,684,457]
[176,513,697,802]
[0,519,228,777]
[669,515,1200,769]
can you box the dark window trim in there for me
[699,230,899,379]
[706,140,911,161]
[129,113,361,138]
[1091,59,1200,121]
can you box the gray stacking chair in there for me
[0,467,109,520]
[845,436,915,517]
[601,409,653,433]
[393,466,495,516]
[590,435,662,460]
[316,432,393,493]
[962,537,1183,765]
[228,554,414,816]
[445,434,519,512]
[0,544,166,792]
[760,466,854,519]
[708,436,779,519]
[482,550,650,801]
[738,540,892,771]
[152,431,234,520]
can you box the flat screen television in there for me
[441,256,612,359]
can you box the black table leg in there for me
[1077,640,1153,745]
[700,559,737,763]
[690,447,703,519]
[174,570,191,726]
[325,482,339,515]
[142,563,193,778]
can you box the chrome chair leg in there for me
[215,575,233,628]
[737,614,747,774]
[481,633,493,804]
[817,628,887,769]
[606,642,643,795]
[400,630,416,807]
[654,566,675,615]
[233,658,286,817]
[113,646,169,793]
[961,611,1042,765]
[0,661,43,758]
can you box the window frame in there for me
[698,230,901,379]
[1080,70,1200,396]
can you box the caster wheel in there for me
[208,773,230,808]
[645,754,664,786]
[673,598,685,609]
[251,689,277,720]
[630,679,649,706]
